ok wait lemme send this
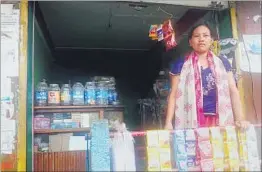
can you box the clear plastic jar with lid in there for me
[72,82,85,105]
[35,79,48,106]
[61,84,72,106]
[84,82,96,105]
[48,84,60,106]
[96,81,108,105]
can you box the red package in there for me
[198,140,213,159]
[200,159,214,171]
[165,33,177,51]
[162,20,173,39]
[196,128,210,141]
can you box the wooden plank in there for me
[34,128,91,134]
[17,0,28,171]
[34,105,125,113]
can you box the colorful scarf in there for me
[174,51,235,129]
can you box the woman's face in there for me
[189,25,213,54]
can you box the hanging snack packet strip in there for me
[185,129,197,168]
[223,126,240,171]
[245,125,261,171]
[147,147,161,171]
[210,127,225,171]
[173,130,188,171]
[196,128,214,171]
[162,20,177,51]
[157,130,172,171]
[238,129,249,171]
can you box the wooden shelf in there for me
[34,105,124,113]
[34,128,90,134]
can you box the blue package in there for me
[187,156,196,168]
[186,141,196,156]
[176,156,188,171]
[174,130,186,142]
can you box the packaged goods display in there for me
[223,126,240,171]
[34,77,120,106]
[146,130,172,171]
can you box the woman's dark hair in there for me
[188,21,216,40]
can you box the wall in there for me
[33,18,53,86]
[237,1,261,124]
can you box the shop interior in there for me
[30,1,234,171]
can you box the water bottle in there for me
[35,79,48,106]
[84,82,96,105]
[48,84,60,106]
[72,82,85,105]
[61,84,72,106]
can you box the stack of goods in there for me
[146,130,172,171]
[238,125,261,171]
[210,127,225,171]
[149,20,177,51]
[33,112,99,130]
[223,127,240,171]
[185,129,197,169]
[90,120,111,171]
[173,130,188,171]
[35,77,120,106]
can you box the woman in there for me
[165,23,249,130]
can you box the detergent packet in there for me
[147,147,160,171]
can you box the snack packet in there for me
[198,140,213,159]
[212,142,224,159]
[225,158,240,171]
[185,129,196,141]
[174,130,185,142]
[157,24,164,41]
[186,141,196,156]
[238,142,248,161]
[176,155,188,171]
[196,128,210,141]
[187,156,196,168]
[146,130,159,147]
[147,147,160,171]
[224,142,239,159]
[158,130,170,148]
[213,158,224,171]
[165,33,177,51]
[210,127,223,142]
[224,126,237,142]
[159,148,172,171]
[200,159,214,172]
[149,25,158,40]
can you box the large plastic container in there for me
[72,82,85,105]
[48,84,61,106]
[35,79,48,106]
[96,81,108,105]
[61,84,72,106]
[84,82,96,105]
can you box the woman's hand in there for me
[235,120,250,130]
[164,122,173,130]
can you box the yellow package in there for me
[238,130,247,141]
[239,160,249,172]
[212,141,224,159]
[159,148,172,171]
[210,127,223,142]
[146,130,159,147]
[158,130,170,148]
[225,158,240,172]
[238,142,248,160]
[224,126,238,142]
[224,142,239,159]
[147,147,160,171]
[213,158,224,171]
